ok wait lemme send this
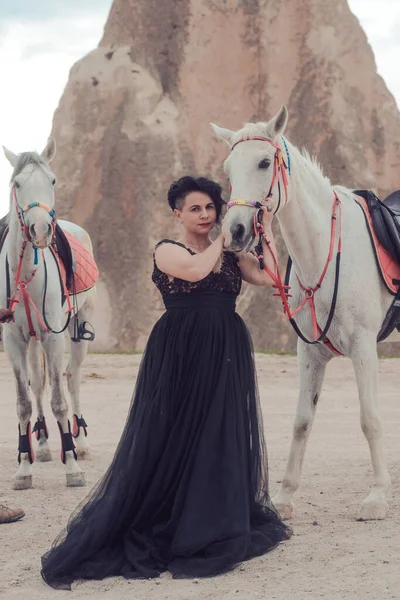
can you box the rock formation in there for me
[50,0,400,352]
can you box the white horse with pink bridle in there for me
[0,139,97,490]
[213,106,395,521]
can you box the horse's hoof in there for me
[66,472,86,487]
[272,498,294,520]
[358,500,388,521]
[275,504,294,520]
[36,446,52,462]
[13,475,33,490]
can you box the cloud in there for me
[0,0,112,22]
[348,0,400,106]
[0,4,112,217]
[0,0,399,217]
[17,16,108,60]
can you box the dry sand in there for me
[1,351,400,600]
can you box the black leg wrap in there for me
[18,422,34,464]
[57,421,77,464]
[72,414,88,438]
[32,417,49,441]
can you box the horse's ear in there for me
[3,146,17,167]
[41,137,56,163]
[210,123,235,147]
[262,105,288,140]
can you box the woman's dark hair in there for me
[167,176,225,222]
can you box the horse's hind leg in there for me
[351,337,391,520]
[42,332,85,487]
[3,331,34,489]
[66,292,95,458]
[28,339,51,462]
[273,341,330,519]
[66,334,91,458]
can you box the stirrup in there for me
[71,321,95,343]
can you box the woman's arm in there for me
[154,236,224,283]
[238,210,278,286]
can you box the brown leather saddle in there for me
[354,190,400,342]
[355,189,400,266]
[0,214,8,253]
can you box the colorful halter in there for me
[13,186,56,264]
[21,202,55,218]
[226,199,261,210]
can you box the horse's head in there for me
[211,106,289,252]
[3,138,57,249]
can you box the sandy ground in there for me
[1,351,400,600]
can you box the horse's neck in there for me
[7,211,36,278]
[277,146,335,284]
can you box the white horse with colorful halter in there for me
[0,139,98,490]
[212,106,399,521]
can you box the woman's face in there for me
[174,191,217,236]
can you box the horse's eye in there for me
[52,179,56,185]
[258,158,271,169]
[14,181,20,189]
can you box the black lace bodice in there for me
[152,239,242,298]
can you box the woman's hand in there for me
[260,200,274,227]
[218,231,227,248]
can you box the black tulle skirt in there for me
[41,291,290,589]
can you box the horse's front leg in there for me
[273,341,330,519]
[42,333,86,487]
[3,330,35,489]
[351,337,390,520]
[28,338,52,462]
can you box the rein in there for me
[227,136,342,349]
[7,185,74,339]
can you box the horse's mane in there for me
[300,148,330,185]
[10,152,47,181]
[0,213,9,226]
[230,122,268,145]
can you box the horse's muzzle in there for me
[228,223,254,253]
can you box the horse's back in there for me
[57,220,93,255]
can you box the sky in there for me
[0,0,399,217]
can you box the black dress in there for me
[41,240,290,590]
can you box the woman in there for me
[41,176,290,590]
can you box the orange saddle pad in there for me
[355,194,400,295]
[57,230,99,294]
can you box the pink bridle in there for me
[225,135,343,354]
[7,185,73,339]
[227,136,290,213]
